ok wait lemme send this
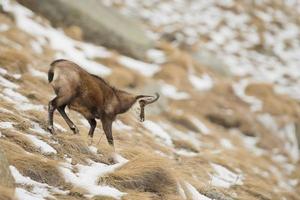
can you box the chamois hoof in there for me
[47,126,55,134]
[71,126,79,134]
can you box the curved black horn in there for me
[144,93,160,105]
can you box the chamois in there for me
[47,59,159,146]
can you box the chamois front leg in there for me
[87,118,97,145]
[101,116,114,147]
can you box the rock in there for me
[0,146,14,188]
[17,0,153,60]
[193,50,232,77]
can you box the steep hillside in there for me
[0,1,300,200]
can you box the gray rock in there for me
[193,50,232,77]
[17,0,153,60]
[0,146,14,188]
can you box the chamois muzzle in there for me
[138,93,160,122]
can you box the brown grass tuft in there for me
[0,47,29,73]
[0,140,64,187]
[54,134,105,164]
[100,154,178,198]
[173,139,198,153]
[0,186,15,200]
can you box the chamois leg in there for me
[101,117,114,147]
[87,118,96,145]
[47,98,57,134]
[57,105,79,134]
[47,95,72,134]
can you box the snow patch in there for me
[119,56,160,77]
[59,159,127,199]
[29,68,47,80]
[147,49,166,64]
[189,74,213,91]
[10,166,66,200]
[3,1,111,76]
[161,83,190,100]
[220,138,234,149]
[143,120,173,146]
[191,118,210,135]
[210,163,244,188]
[30,122,50,136]
[232,79,262,112]
[25,134,57,154]
[184,182,212,200]
[0,121,14,129]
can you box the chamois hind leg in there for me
[87,118,96,145]
[47,95,72,134]
[57,105,79,134]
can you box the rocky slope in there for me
[0,0,300,200]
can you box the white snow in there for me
[29,68,48,80]
[177,183,187,200]
[0,24,10,32]
[30,122,50,136]
[189,74,213,91]
[257,114,299,162]
[147,49,166,64]
[0,121,14,129]
[2,88,28,102]
[184,182,212,200]
[88,146,98,154]
[175,149,198,157]
[143,120,173,146]
[279,123,299,163]
[0,107,14,114]
[54,123,67,132]
[16,103,44,111]
[25,134,57,154]
[210,163,243,188]
[220,138,234,149]
[59,158,127,199]
[161,83,190,100]
[191,118,210,135]
[3,1,111,77]
[240,134,266,156]
[10,166,66,200]
[0,75,19,89]
[15,188,45,200]
[1,87,44,111]
[119,56,160,77]
[113,120,133,131]
[232,79,262,112]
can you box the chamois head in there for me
[136,93,160,122]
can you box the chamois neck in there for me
[115,90,137,114]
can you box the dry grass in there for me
[0,140,64,187]
[54,134,105,164]
[0,47,29,73]
[100,153,178,198]
[2,130,38,153]
[173,139,198,153]
[0,186,15,200]
[246,83,300,119]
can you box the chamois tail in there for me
[48,59,67,83]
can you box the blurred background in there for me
[0,0,300,199]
